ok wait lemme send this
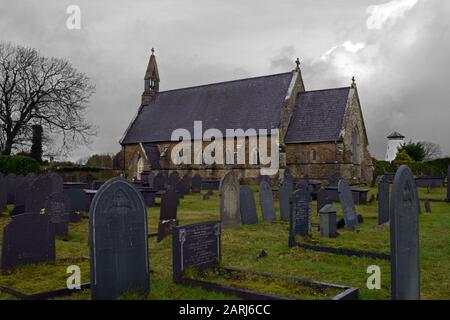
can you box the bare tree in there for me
[0,42,96,156]
[421,141,442,160]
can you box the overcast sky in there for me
[1,0,449,161]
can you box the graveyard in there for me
[0,172,448,300]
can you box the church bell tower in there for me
[142,48,160,105]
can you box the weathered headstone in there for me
[279,172,294,221]
[49,172,64,194]
[259,181,276,222]
[158,189,179,241]
[338,179,359,230]
[289,187,312,245]
[220,171,240,227]
[378,175,390,225]
[191,174,202,193]
[390,165,420,300]
[45,192,71,238]
[25,175,52,214]
[1,213,55,270]
[319,204,337,238]
[172,221,221,281]
[89,177,149,300]
[239,186,258,225]
[316,188,330,215]
[64,188,88,213]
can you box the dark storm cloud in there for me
[0,0,448,160]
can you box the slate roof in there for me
[121,72,293,144]
[284,87,351,143]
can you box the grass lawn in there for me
[0,186,449,300]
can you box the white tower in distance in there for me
[385,131,405,162]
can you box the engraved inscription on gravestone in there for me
[220,171,241,227]
[289,187,312,246]
[259,181,276,222]
[338,179,359,230]
[45,192,71,238]
[172,221,221,281]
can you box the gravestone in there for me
[370,170,378,188]
[279,172,294,221]
[328,172,340,187]
[319,204,337,238]
[239,186,258,225]
[14,174,35,206]
[390,165,420,300]
[176,175,190,196]
[64,188,88,213]
[140,189,156,207]
[295,175,310,191]
[89,177,149,300]
[49,172,64,194]
[172,221,221,281]
[378,175,390,225]
[25,175,52,214]
[259,181,276,222]
[316,188,330,215]
[220,171,241,227]
[169,171,180,189]
[257,175,273,187]
[424,199,431,214]
[1,213,55,270]
[338,179,359,230]
[157,220,178,242]
[45,192,71,238]
[191,174,202,193]
[289,187,312,245]
[158,189,179,241]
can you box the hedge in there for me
[0,155,41,175]
[373,157,450,176]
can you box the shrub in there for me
[0,155,41,175]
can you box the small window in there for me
[310,149,317,161]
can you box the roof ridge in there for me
[302,86,351,94]
[156,71,293,94]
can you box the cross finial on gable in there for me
[295,58,301,70]
[151,48,155,55]
[351,76,356,87]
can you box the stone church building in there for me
[117,50,373,183]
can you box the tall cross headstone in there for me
[390,165,420,300]
[89,177,149,300]
[378,175,390,225]
[220,171,241,228]
[338,179,359,230]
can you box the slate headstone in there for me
[239,186,258,225]
[370,170,378,188]
[316,188,330,215]
[160,189,178,222]
[390,165,420,300]
[289,187,312,245]
[378,175,390,225]
[338,179,359,230]
[220,171,241,227]
[89,177,149,300]
[259,181,276,222]
[279,173,294,221]
[153,172,165,191]
[49,172,64,194]
[172,221,221,281]
[64,188,88,213]
[191,174,202,193]
[45,192,71,238]
[1,213,55,270]
[25,175,52,214]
